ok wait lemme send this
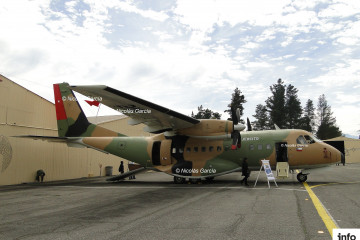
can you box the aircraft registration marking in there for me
[242,137,260,141]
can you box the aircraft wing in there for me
[70,85,200,133]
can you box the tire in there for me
[205,177,214,183]
[174,176,186,184]
[189,178,200,184]
[297,173,307,182]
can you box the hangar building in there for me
[0,74,151,186]
[325,136,360,163]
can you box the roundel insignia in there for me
[0,135,13,173]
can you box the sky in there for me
[0,0,359,137]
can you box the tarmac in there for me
[0,163,359,240]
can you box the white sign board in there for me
[262,160,275,180]
[254,159,278,188]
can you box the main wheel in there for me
[297,173,307,182]
[189,178,200,184]
[205,177,215,183]
[174,176,186,184]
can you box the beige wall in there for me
[0,75,150,186]
[326,136,360,163]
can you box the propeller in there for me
[247,117,252,131]
[231,106,245,150]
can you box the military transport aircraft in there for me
[20,83,344,184]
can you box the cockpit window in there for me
[304,135,317,144]
[296,135,307,145]
[311,135,322,142]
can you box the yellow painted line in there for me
[303,182,338,238]
[310,181,360,189]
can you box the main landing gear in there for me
[296,172,308,182]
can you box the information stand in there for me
[254,160,278,188]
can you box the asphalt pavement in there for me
[0,163,359,240]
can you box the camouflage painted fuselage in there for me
[79,129,341,179]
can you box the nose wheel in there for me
[297,172,308,182]
[173,176,186,184]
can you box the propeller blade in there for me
[236,108,240,122]
[247,117,252,131]
[231,132,238,150]
[231,131,241,150]
[231,106,238,125]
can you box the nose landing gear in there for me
[173,176,186,184]
[297,172,308,182]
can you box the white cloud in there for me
[335,92,360,104]
[279,10,318,28]
[333,105,360,136]
[244,61,272,68]
[308,59,360,87]
[242,42,260,49]
[296,57,311,61]
[109,0,169,21]
[174,0,292,31]
[285,66,297,71]
[332,21,360,45]
[318,1,360,18]
[0,0,359,135]
[281,36,293,47]
[292,0,323,10]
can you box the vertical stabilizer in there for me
[53,83,125,137]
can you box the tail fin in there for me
[53,83,125,137]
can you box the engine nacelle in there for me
[177,119,234,139]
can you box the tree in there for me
[191,105,221,119]
[316,94,342,139]
[252,104,269,130]
[224,87,246,123]
[301,99,316,132]
[265,79,286,128]
[285,84,302,128]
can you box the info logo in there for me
[333,229,360,240]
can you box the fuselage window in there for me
[186,147,191,153]
[217,146,222,152]
[201,146,206,152]
[194,147,198,152]
[172,148,176,154]
[209,146,214,152]
[266,144,271,150]
[304,135,315,144]
[296,135,307,145]
[249,144,254,150]
[258,144,263,150]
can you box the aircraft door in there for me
[160,139,172,166]
[152,141,161,166]
[275,142,288,162]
